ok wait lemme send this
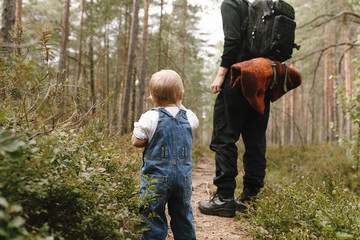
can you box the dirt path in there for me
[166,156,252,240]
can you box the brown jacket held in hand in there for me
[230,57,302,114]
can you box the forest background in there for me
[0,0,360,239]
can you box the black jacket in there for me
[220,0,249,68]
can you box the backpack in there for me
[243,0,300,62]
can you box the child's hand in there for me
[131,134,147,148]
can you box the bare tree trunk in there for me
[58,0,71,85]
[131,68,137,131]
[136,0,151,122]
[1,0,16,54]
[106,22,110,124]
[89,1,95,113]
[121,0,140,134]
[76,0,85,112]
[330,45,338,141]
[324,21,330,142]
[342,0,352,139]
[157,0,164,71]
[322,14,338,142]
[15,0,22,55]
[119,5,130,126]
[166,4,174,68]
[77,0,85,82]
[112,8,123,129]
[181,0,187,78]
[89,36,95,113]
[291,89,296,143]
[282,95,291,144]
[15,0,22,21]
[289,61,295,143]
[310,98,315,143]
[300,82,308,144]
[56,0,71,111]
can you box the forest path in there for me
[166,155,252,240]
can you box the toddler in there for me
[132,69,198,240]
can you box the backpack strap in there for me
[269,59,277,90]
[269,59,288,92]
[283,64,288,93]
[235,0,250,62]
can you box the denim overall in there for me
[139,107,196,240]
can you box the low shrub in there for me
[0,126,144,239]
[245,175,360,239]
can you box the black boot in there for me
[235,186,260,212]
[198,194,235,218]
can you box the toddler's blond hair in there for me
[149,70,184,106]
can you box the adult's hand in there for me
[211,76,224,94]
[211,67,228,94]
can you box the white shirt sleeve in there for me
[186,109,199,130]
[133,110,159,140]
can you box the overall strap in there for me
[153,107,174,118]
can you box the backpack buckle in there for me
[269,60,277,90]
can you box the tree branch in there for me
[293,41,359,63]
[312,11,360,28]
[298,11,360,30]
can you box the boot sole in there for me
[198,205,235,218]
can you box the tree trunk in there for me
[330,43,338,141]
[112,8,123,129]
[121,0,140,134]
[181,0,187,78]
[166,4,174,68]
[15,0,22,21]
[119,4,130,127]
[291,89,296,143]
[131,68,137,130]
[89,0,95,113]
[283,94,291,144]
[156,0,164,71]
[15,0,22,55]
[342,0,352,139]
[77,0,85,83]
[136,0,151,122]
[89,36,95,113]
[76,0,85,112]
[106,22,110,124]
[58,0,71,85]
[1,0,16,54]
[324,21,331,142]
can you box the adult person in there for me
[198,0,270,218]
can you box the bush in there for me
[246,175,360,239]
[0,126,144,239]
[0,195,55,240]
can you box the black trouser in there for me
[210,71,270,198]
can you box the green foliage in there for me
[0,121,144,239]
[335,39,360,192]
[0,196,54,240]
[246,175,360,239]
[0,20,146,239]
[234,143,360,239]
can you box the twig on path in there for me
[206,182,210,199]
